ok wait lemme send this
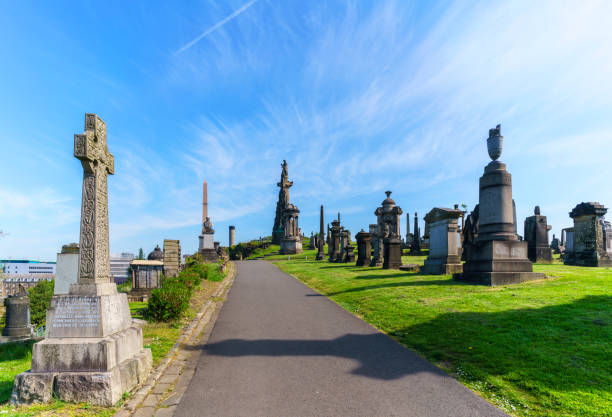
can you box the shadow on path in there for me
[190,333,445,381]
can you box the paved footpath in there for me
[175,261,507,417]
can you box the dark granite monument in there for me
[355,230,372,266]
[524,206,553,263]
[454,124,545,286]
[316,205,325,260]
[375,192,403,270]
[409,212,421,255]
[369,224,382,267]
[272,160,292,244]
[328,220,341,262]
[2,286,33,339]
[564,202,612,267]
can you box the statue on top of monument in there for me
[487,123,503,161]
[281,159,288,178]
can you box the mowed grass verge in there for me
[0,262,230,416]
[273,254,612,417]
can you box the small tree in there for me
[138,248,145,260]
[28,279,54,328]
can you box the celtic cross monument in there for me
[12,114,152,405]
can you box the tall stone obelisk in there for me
[12,114,152,406]
[199,180,218,261]
[316,205,325,260]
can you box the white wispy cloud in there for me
[175,0,259,54]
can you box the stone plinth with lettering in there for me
[454,125,545,286]
[422,207,464,275]
[12,114,151,406]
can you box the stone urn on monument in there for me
[12,114,152,405]
[454,124,546,286]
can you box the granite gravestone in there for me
[550,234,561,254]
[524,206,553,263]
[422,207,464,275]
[564,202,612,267]
[2,287,33,339]
[12,114,152,406]
[355,230,372,267]
[54,243,79,295]
[328,220,342,262]
[454,125,545,286]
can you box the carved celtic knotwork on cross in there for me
[74,114,114,284]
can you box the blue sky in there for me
[0,0,611,261]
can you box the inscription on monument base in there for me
[49,296,101,337]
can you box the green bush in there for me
[28,279,54,328]
[178,271,201,291]
[206,263,226,282]
[117,280,132,293]
[147,278,191,322]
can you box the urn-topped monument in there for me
[12,114,152,405]
[454,125,545,286]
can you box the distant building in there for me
[0,260,56,275]
[110,252,135,284]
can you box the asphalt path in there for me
[175,260,507,417]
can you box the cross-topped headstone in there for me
[74,113,114,284]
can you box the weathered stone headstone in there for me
[309,232,316,249]
[2,286,33,339]
[454,124,545,285]
[12,114,152,406]
[422,207,464,275]
[54,243,79,295]
[524,206,553,263]
[369,224,382,267]
[328,220,342,262]
[316,205,325,260]
[355,230,372,267]
[163,239,181,278]
[564,202,612,266]
[550,234,561,254]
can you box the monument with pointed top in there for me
[12,114,152,406]
[199,180,219,261]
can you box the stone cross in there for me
[74,114,114,284]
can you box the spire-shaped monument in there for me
[199,180,218,261]
[272,160,293,244]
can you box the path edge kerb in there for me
[114,261,237,416]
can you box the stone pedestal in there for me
[564,202,612,267]
[383,237,402,270]
[12,283,152,405]
[328,220,341,262]
[454,125,545,286]
[2,293,33,339]
[422,207,464,275]
[280,237,303,255]
[355,230,372,267]
[343,245,356,263]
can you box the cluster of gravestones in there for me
[305,125,612,285]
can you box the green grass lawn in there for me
[274,255,612,417]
